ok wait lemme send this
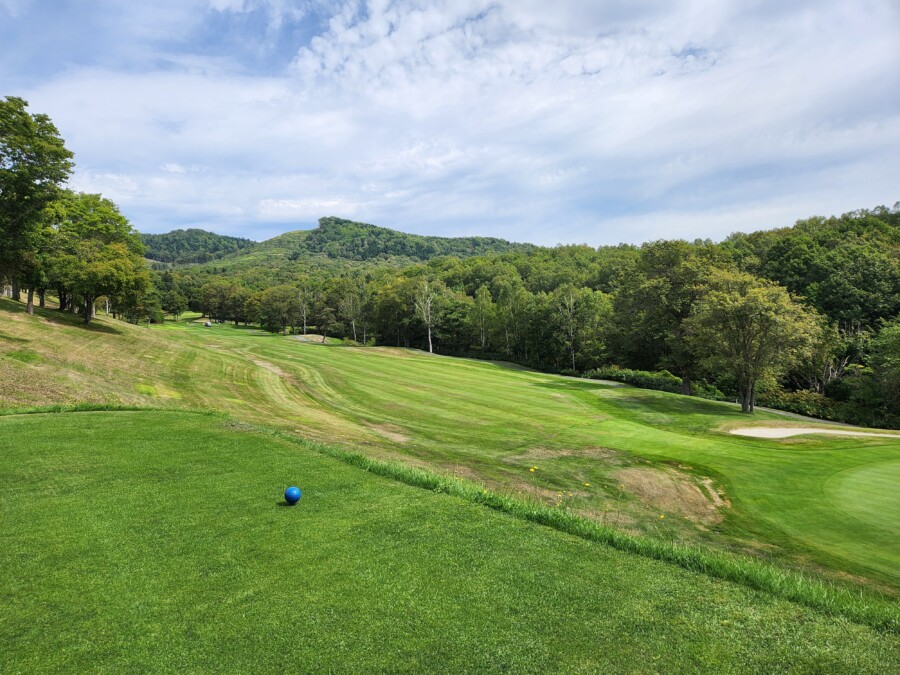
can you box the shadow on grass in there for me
[1,299,123,335]
[0,330,30,344]
[532,378,752,418]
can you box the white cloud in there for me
[13,0,900,242]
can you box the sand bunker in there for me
[730,427,900,439]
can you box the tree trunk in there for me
[427,325,433,353]
[38,289,45,308]
[83,296,94,324]
[11,279,20,301]
[749,381,756,413]
[58,290,67,312]
[26,287,34,315]
[571,346,576,373]
[739,384,753,413]
[681,375,692,396]
[351,319,357,343]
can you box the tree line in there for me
[1,97,155,324]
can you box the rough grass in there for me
[1,410,898,672]
[2,299,899,590]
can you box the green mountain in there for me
[145,217,534,276]
[141,228,257,264]
[292,216,534,261]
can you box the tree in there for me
[318,306,336,343]
[611,240,724,394]
[686,269,820,413]
[869,320,900,420]
[200,279,232,322]
[335,276,367,343]
[163,290,188,321]
[256,285,300,334]
[0,97,74,312]
[552,284,611,373]
[414,279,441,353]
[295,276,317,335]
[45,192,148,324]
[471,284,493,350]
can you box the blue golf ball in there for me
[284,486,302,505]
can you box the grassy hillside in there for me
[3,298,899,591]
[3,410,897,671]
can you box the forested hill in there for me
[292,216,534,261]
[144,217,533,274]
[142,229,257,264]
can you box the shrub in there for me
[583,366,727,401]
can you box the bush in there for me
[757,390,839,419]
[756,389,899,429]
[583,366,727,401]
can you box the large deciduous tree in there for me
[47,192,149,324]
[254,285,300,334]
[686,269,820,413]
[611,240,726,394]
[0,96,74,311]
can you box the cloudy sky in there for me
[2,1,898,245]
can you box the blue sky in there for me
[2,0,898,245]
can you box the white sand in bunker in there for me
[730,427,900,439]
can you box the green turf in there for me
[165,320,900,585]
[1,411,898,672]
[2,300,899,589]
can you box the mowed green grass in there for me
[1,411,898,672]
[162,319,900,586]
[2,300,899,588]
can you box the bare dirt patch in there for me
[362,421,409,444]
[294,334,329,344]
[615,467,725,526]
[729,427,900,439]
[699,477,730,509]
[248,357,291,380]
[441,463,483,481]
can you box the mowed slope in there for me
[2,298,899,587]
[1,411,898,672]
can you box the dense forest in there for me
[141,229,256,264]
[3,96,898,427]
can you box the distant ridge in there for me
[141,228,256,264]
[143,216,535,267]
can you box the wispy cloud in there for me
[4,1,899,243]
